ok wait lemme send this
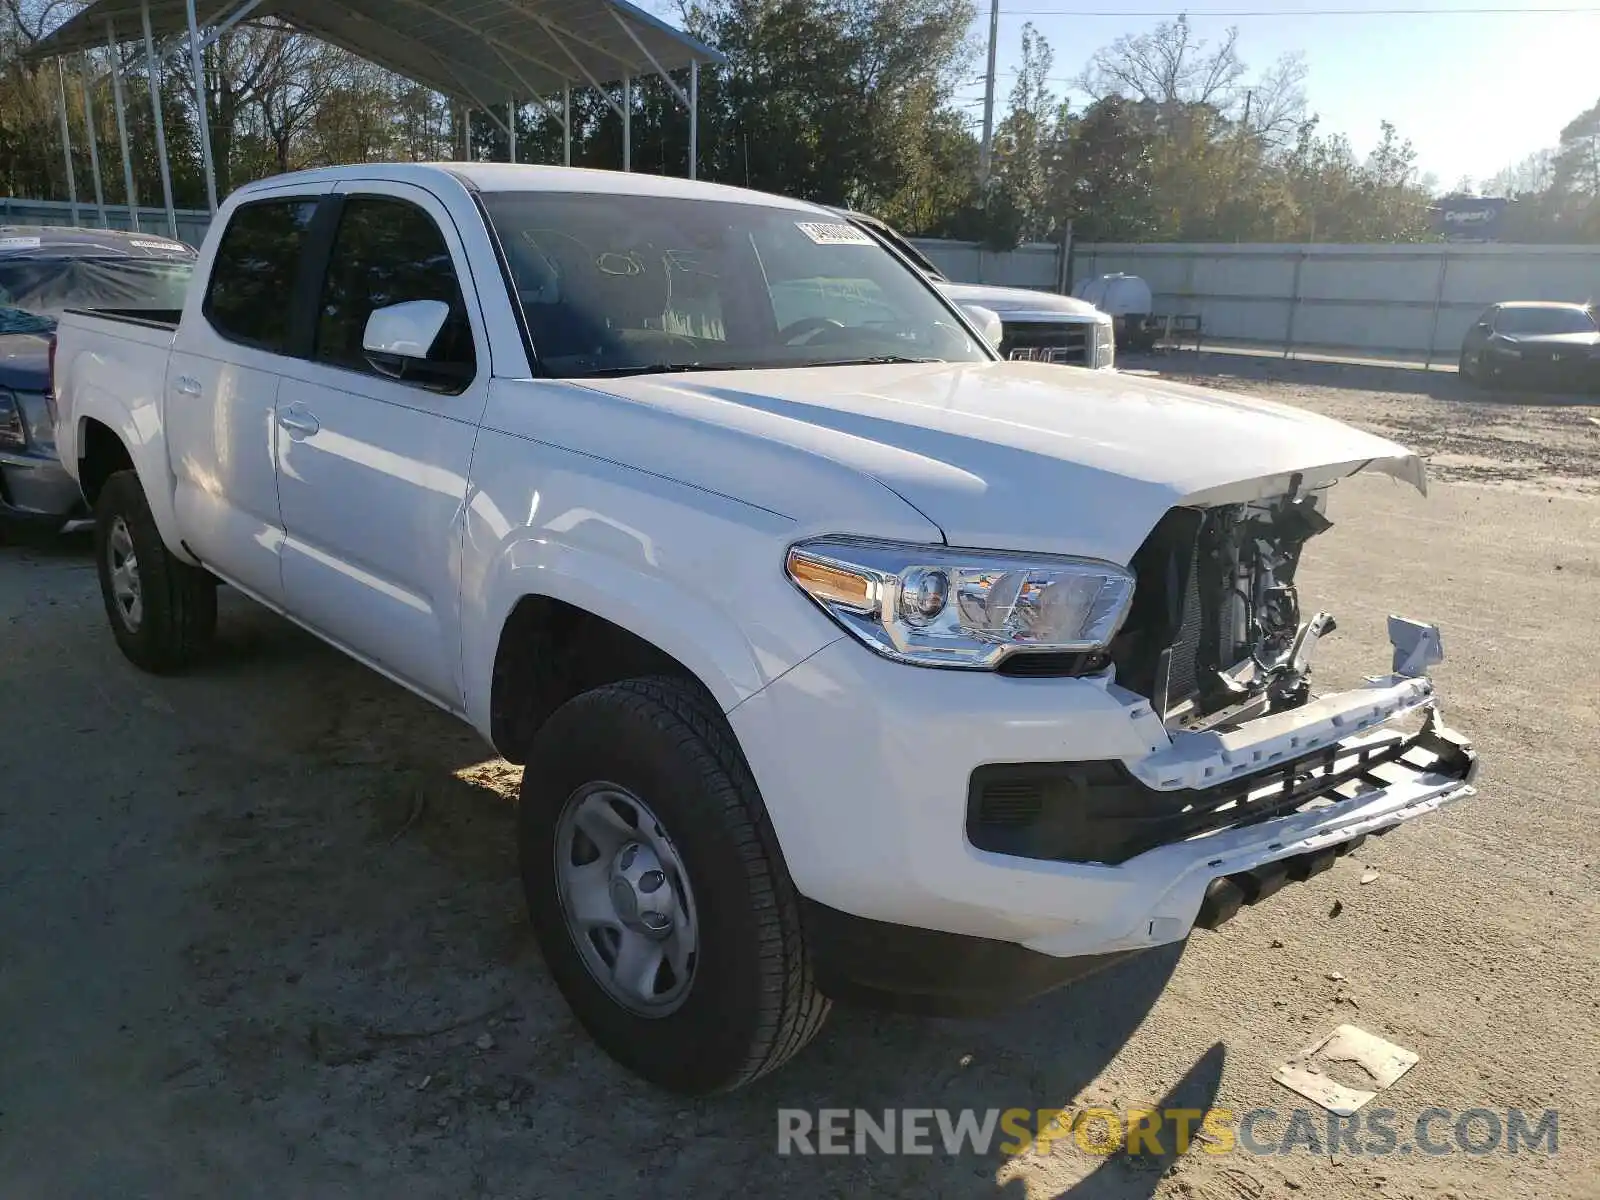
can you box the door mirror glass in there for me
[958,303,1005,350]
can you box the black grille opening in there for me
[966,722,1475,866]
[974,780,1044,826]
[996,650,1110,678]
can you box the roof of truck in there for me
[234,163,839,214]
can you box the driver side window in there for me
[314,196,476,389]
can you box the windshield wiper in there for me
[573,361,738,378]
[808,355,942,367]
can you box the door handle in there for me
[174,375,202,396]
[276,408,321,438]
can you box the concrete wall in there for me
[1,198,213,249]
[909,237,1064,289]
[1071,242,1600,362]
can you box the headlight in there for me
[786,537,1135,669]
[1093,321,1116,369]
[13,390,55,453]
[0,390,26,451]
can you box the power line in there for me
[994,5,1600,15]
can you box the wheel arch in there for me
[70,395,194,565]
[487,592,729,764]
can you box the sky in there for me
[949,0,1600,191]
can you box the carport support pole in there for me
[1424,250,1449,370]
[689,62,697,180]
[508,95,517,163]
[1283,250,1305,360]
[80,56,110,228]
[107,20,142,232]
[622,75,631,172]
[141,1,178,238]
[185,0,219,212]
[55,59,81,225]
[563,85,570,166]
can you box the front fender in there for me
[457,438,858,745]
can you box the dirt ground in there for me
[2,354,1597,1200]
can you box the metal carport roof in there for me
[26,0,722,235]
[26,0,723,102]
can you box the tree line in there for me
[3,0,1597,247]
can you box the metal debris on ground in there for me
[1274,1025,1420,1116]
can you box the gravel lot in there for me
[2,355,1596,1199]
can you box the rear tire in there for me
[94,469,216,673]
[519,676,829,1093]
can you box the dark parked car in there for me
[0,226,194,536]
[1459,301,1600,392]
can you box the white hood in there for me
[937,281,1109,322]
[543,360,1426,564]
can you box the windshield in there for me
[481,192,990,377]
[0,257,194,328]
[1495,306,1597,336]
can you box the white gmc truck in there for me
[51,164,1478,1095]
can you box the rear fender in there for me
[67,369,192,564]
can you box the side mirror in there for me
[363,299,451,380]
[958,303,1005,350]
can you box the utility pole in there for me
[978,0,999,189]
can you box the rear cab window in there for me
[203,198,319,352]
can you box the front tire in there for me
[1459,348,1482,387]
[94,469,216,673]
[519,676,829,1093]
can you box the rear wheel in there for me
[519,676,829,1093]
[94,470,216,673]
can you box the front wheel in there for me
[94,469,216,673]
[1459,348,1482,387]
[519,676,830,1093]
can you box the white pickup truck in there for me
[52,163,1478,1095]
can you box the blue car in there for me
[1,226,195,536]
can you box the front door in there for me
[273,182,487,709]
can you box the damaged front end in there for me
[966,467,1478,916]
[1112,475,1357,729]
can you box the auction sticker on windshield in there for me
[795,222,875,246]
